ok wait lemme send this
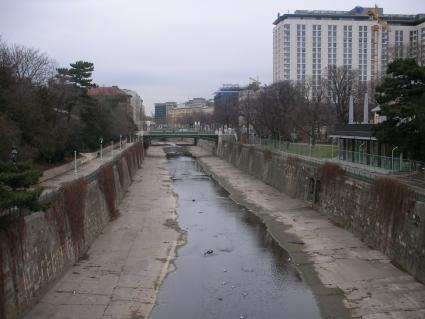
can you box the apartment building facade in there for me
[123,89,144,130]
[167,98,214,128]
[273,6,425,84]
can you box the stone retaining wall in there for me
[207,140,425,284]
[0,142,144,319]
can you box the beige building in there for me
[123,89,144,130]
[167,98,214,128]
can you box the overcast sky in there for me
[1,0,425,114]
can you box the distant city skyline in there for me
[1,0,425,114]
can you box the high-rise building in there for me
[213,84,242,107]
[154,102,177,125]
[154,103,167,125]
[273,6,425,84]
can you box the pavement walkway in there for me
[190,146,425,319]
[24,147,182,319]
[41,143,133,190]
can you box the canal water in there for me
[149,155,322,319]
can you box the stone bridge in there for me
[140,130,219,145]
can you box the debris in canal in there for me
[240,266,254,272]
[288,240,305,245]
[204,249,214,256]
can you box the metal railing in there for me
[253,138,336,159]
[337,150,424,173]
[241,137,424,174]
[220,138,425,202]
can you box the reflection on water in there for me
[149,156,321,319]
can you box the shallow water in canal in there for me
[149,156,322,319]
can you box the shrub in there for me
[116,158,125,187]
[98,164,119,220]
[286,155,300,167]
[319,162,345,189]
[370,177,415,241]
[62,178,87,256]
[0,215,26,318]
[0,160,42,211]
[263,149,272,162]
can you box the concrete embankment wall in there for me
[0,142,145,319]
[199,139,425,284]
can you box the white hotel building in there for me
[273,6,425,84]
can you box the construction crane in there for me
[368,5,390,31]
[249,76,261,87]
[368,5,391,83]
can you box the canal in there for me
[149,155,322,319]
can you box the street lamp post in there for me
[359,142,365,164]
[74,151,77,176]
[100,136,104,160]
[392,146,399,171]
[10,146,18,163]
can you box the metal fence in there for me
[337,150,424,173]
[254,138,336,159]
[219,138,425,203]
[244,137,424,174]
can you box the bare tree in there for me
[0,43,56,84]
[295,78,335,145]
[239,82,261,137]
[214,94,239,130]
[0,37,10,68]
[326,66,358,123]
[247,81,302,139]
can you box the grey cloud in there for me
[1,0,425,112]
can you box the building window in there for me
[273,28,277,82]
[410,30,419,61]
[283,24,291,80]
[312,25,322,93]
[381,29,389,78]
[327,25,337,66]
[421,28,425,66]
[358,25,368,82]
[395,30,404,58]
[327,25,337,98]
[296,24,306,81]
[343,25,352,71]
